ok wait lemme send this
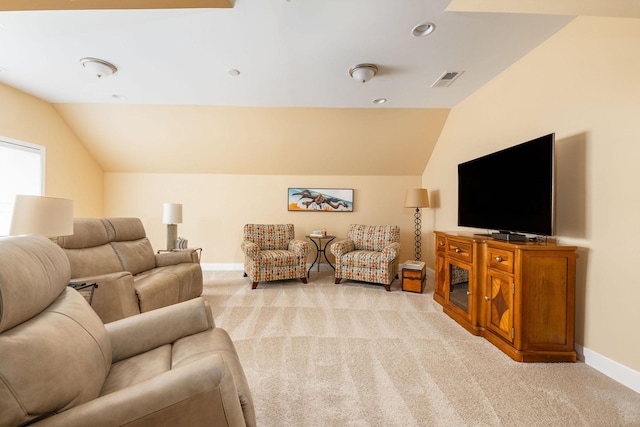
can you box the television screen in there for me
[457,133,555,237]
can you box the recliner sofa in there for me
[56,217,203,323]
[0,234,256,427]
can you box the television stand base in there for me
[492,232,528,242]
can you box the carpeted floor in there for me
[202,270,640,427]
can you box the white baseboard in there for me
[201,264,639,394]
[576,344,640,394]
[201,263,331,272]
[201,263,243,271]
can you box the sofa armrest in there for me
[71,272,131,285]
[381,242,401,261]
[106,297,214,363]
[330,239,355,258]
[288,239,309,257]
[71,272,140,323]
[155,249,197,267]
[32,354,247,427]
[241,240,260,258]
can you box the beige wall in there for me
[422,16,640,371]
[104,173,421,266]
[0,84,104,216]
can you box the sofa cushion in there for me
[104,217,147,242]
[257,249,300,267]
[63,244,124,278]
[57,218,110,249]
[0,235,70,332]
[244,224,294,250]
[0,235,110,425]
[101,345,171,396]
[348,224,400,252]
[0,289,111,426]
[341,250,385,269]
[134,272,180,313]
[111,238,156,275]
[151,263,204,302]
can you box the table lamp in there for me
[404,188,430,261]
[162,202,182,250]
[9,195,74,242]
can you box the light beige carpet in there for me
[202,270,640,427]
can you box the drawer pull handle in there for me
[466,291,471,296]
[439,242,445,247]
[495,256,503,262]
[455,248,462,253]
[485,296,490,301]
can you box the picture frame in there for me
[288,188,354,212]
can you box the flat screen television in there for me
[457,133,555,241]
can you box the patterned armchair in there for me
[242,224,309,289]
[330,224,401,291]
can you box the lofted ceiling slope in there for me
[2,1,632,175]
[53,104,450,175]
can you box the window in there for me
[0,138,45,236]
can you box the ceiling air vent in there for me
[431,70,464,88]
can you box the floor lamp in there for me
[404,188,430,262]
[162,203,182,250]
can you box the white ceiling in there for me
[0,0,574,108]
[2,1,635,176]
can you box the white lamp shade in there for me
[162,203,183,224]
[404,188,430,208]
[9,195,74,237]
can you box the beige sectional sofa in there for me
[56,217,203,323]
[0,234,255,427]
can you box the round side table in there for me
[306,235,336,277]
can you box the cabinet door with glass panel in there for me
[443,235,484,334]
[445,258,473,323]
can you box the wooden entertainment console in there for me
[434,231,577,362]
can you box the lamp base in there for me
[413,207,422,261]
[166,224,178,250]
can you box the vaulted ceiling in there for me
[1,1,636,175]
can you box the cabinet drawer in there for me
[436,235,446,253]
[487,247,514,274]
[447,240,473,262]
[403,278,424,293]
[403,268,424,280]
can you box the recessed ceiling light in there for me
[227,68,240,76]
[373,98,387,104]
[412,22,435,37]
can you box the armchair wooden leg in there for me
[384,284,391,292]
[243,272,248,277]
[300,277,308,284]
[335,278,342,284]
[252,282,258,289]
